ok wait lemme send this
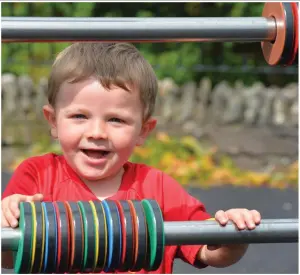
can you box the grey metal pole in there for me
[2,17,276,42]
[164,219,299,245]
[1,219,298,251]
[2,227,21,251]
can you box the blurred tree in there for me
[2,2,297,87]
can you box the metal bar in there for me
[1,219,298,251]
[164,219,299,245]
[1,17,276,42]
[2,227,21,251]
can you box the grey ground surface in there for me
[1,172,298,274]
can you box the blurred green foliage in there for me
[2,2,297,86]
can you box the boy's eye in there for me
[109,117,123,123]
[72,114,86,119]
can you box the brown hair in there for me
[47,42,158,121]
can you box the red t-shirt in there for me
[2,153,211,273]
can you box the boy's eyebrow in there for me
[64,107,87,114]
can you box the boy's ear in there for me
[43,104,58,139]
[136,117,157,146]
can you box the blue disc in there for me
[43,202,57,273]
[104,201,122,271]
[115,203,122,267]
[53,203,58,270]
[42,202,49,273]
[101,200,113,272]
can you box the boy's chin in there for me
[79,170,108,182]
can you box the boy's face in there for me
[43,77,156,184]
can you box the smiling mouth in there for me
[81,149,110,159]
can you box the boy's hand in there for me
[1,194,43,228]
[207,208,261,250]
[215,208,261,230]
[198,208,262,267]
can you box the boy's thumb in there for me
[31,193,44,201]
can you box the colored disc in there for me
[68,202,84,273]
[289,2,299,65]
[101,200,113,272]
[141,200,165,271]
[14,202,32,274]
[29,202,37,273]
[89,201,99,272]
[42,202,49,273]
[118,201,134,272]
[53,202,62,273]
[130,200,148,272]
[78,201,96,273]
[114,200,127,269]
[57,202,70,273]
[31,202,44,274]
[127,200,139,270]
[43,202,57,273]
[64,202,75,272]
[261,3,289,65]
[93,201,107,272]
[103,200,122,271]
[280,3,295,65]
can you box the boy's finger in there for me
[250,210,261,224]
[1,213,11,228]
[3,207,18,228]
[228,212,246,230]
[215,210,228,225]
[25,193,44,202]
[32,193,44,201]
[242,211,256,230]
[8,201,20,219]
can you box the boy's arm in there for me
[2,158,41,269]
[2,158,41,199]
[196,208,260,267]
[197,243,248,268]
[161,172,211,268]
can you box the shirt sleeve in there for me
[161,172,212,269]
[2,158,41,200]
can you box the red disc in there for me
[127,200,139,270]
[64,202,75,272]
[261,3,287,65]
[115,200,127,268]
[288,3,299,65]
[53,202,62,272]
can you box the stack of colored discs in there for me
[14,199,165,274]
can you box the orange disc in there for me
[64,202,75,272]
[127,200,139,269]
[261,2,287,65]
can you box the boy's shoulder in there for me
[16,152,64,171]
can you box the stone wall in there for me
[2,74,298,172]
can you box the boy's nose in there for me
[87,123,108,140]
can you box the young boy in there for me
[2,42,261,273]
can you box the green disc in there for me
[142,200,165,271]
[78,201,88,271]
[141,200,164,271]
[14,202,33,273]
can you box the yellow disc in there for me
[89,201,99,271]
[101,202,107,270]
[29,202,37,273]
[39,203,45,273]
